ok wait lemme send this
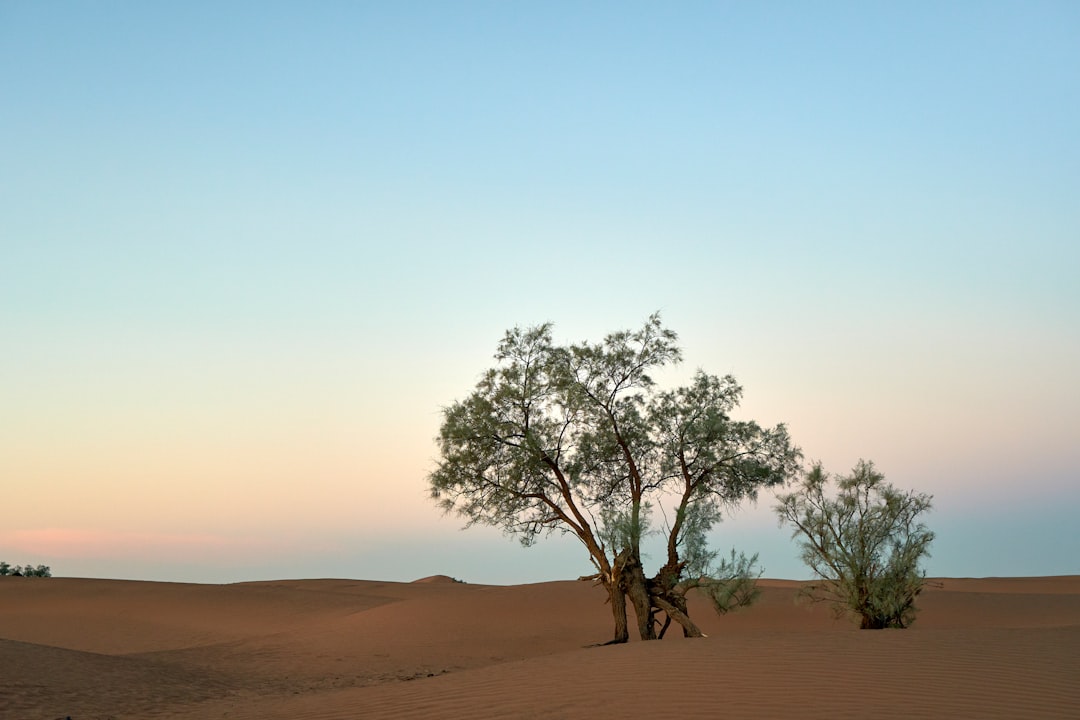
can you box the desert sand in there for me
[1,574,1077,719]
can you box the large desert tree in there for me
[429,315,801,642]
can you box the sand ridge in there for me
[1,575,1078,719]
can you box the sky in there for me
[2,2,1078,585]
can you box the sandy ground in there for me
[1,574,1077,719]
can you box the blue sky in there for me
[2,2,1078,583]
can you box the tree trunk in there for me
[657,613,673,639]
[648,561,700,639]
[668,591,697,638]
[623,554,657,640]
[604,580,630,644]
[652,595,705,638]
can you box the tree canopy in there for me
[429,315,801,642]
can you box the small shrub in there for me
[0,562,52,577]
[776,460,934,629]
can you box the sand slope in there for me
[1,575,1077,719]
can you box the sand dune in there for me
[1,575,1077,719]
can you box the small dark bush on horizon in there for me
[0,561,52,577]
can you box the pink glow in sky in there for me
[1,528,282,562]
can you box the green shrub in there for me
[776,460,934,629]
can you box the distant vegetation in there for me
[0,561,52,577]
[776,460,934,629]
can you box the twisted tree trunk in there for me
[605,580,630,644]
[648,560,705,638]
[651,595,705,638]
[623,554,656,641]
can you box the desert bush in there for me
[693,549,763,615]
[0,562,52,577]
[775,460,933,629]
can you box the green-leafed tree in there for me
[429,315,801,643]
[775,460,934,629]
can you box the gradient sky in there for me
[3,2,1078,584]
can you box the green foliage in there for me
[775,460,934,629]
[667,503,761,612]
[598,502,653,556]
[0,562,52,577]
[694,549,763,615]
